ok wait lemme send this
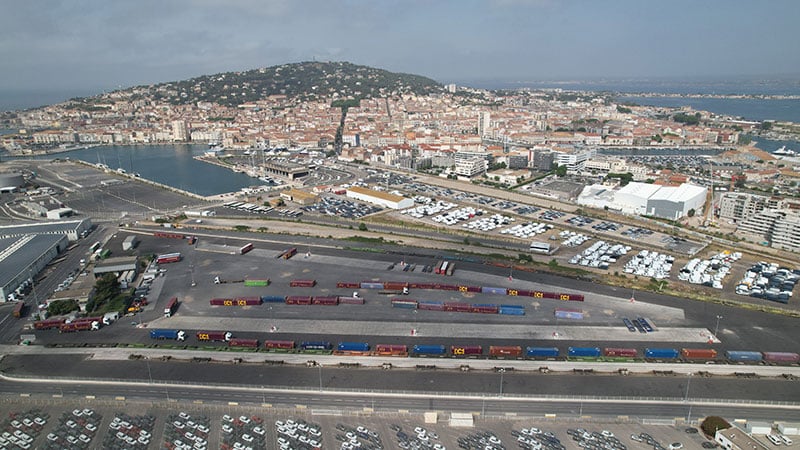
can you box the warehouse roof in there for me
[0,219,88,238]
[647,183,707,203]
[347,186,405,202]
[616,182,661,199]
[0,234,66,288]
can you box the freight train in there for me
[144,330,800,365]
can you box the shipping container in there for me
[644,348,680,360]
[261,295,286,303]
[445,262,455,276]
[234,296,262,306]
[338,296,365,304]
[725,350,763,363]
[244,279,270,287]
[418,301,445,311]
[156,252,181,264]
[285,296,312,305]
[264,340,295,350]
[360,282,385,289]
[210,298,233,306]
[196,331,232,342]
[451,345,482,356]
[278,248,297,259]
[412,345,447,356]
[555,309,584,320]
[229,338,259,348]
[374,344,408,356]
[34,319,66,330]
[489,346,523,357]
[239,243,254,255]
[312,296,339,306]
[153,232,184,239]
[481,286,508,295]
[680,348,718,360]
[12,302,24,318]
[568,347,602,358]
[499,306,526,315]
[470,304,499,314]
[443,302,471,312]
[337,342,370,352]
[300,341,332,351]
[336,282,360,289]
[149,329,186,340]
[603,348,638,358]
[391,299,418,309]
[762,352,800,364]
[289,279,316,287]
[384,282,409,290]
[526,347,560,358]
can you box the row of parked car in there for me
[3,409,49,449]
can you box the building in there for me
[280,189,318,206]
[738,209,800,252]
[531,148,554,171]
[553,147,596,171]
[93,256,139,277]
[487,169,529,186]
[172,120,189,141]
[46,207,74,220]
[613,182,662,216]
[0,234,68,302]
[0,172,25,193]
[346,186,413,210]
[646,183,707,220]
[718,192,781,222]
[715,426,769,450]
[507,154,529,170]
[477,112,491,137]
[0,219,92,242]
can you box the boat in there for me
[773,145,796,156]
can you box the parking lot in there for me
[0,402,724,450]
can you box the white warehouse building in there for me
[578,182,707,221]
[346,186,414,210]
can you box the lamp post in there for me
[318,364,323,392]
[498,369,506,395]
[685,372,693,424]
[714,315,723,337]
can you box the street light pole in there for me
[318,364,323,392]
[684,372,692,402]
[499,369,505,395]
[714,315,723,337]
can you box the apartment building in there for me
[738,209,800,252]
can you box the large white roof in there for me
[616,182,662,199]
[648,183,707,202]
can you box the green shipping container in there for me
[244,279,270,287]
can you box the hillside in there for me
[123,61,443,107]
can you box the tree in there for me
[47,299,80,316]
[554,165,567,177]
[687,208,696,217]
[701,416,730,437]
[86,273,121,313]
[358,223,368,232]
[760,121,773,130]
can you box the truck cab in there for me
[214,276,221,284]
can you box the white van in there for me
[767,434,782,445]
[780,435,793,445]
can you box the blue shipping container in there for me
[568,347,602,357]
[481,286,508,295]
[412,345,447,355]
[555,309,584,320]
[260,295,286,303]
[300,341,332,350]
[150,329,180,339]
[337,342,370,352]
[725,350,763,362]
[644,348,680,359]
[526,347,560,357]
[391,300,418,309]
[499,307,525,315]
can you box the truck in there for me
[379,287,409,295]
[568,347,602,358]
[289,279,316,287]
[149,329,186,341]
[239,243,254,255]
[525,347,560,358]
[644,348,680,360]
[34,318,66,330]
[412,345,447,356]
[278,248,297,259]
[102,311,119,325]
[156,252,182,264]
[164,297,179,317]
[196,331,232,342]
[122,235,139,251]
[60,321,98,332]
[12,302,24,319]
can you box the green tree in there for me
[701,416,730,436]
[687,208,696,217]
[47,299,80,316]
[760,121,773,130]
[358,223,368,232]
[554,165,567,177]
[86,273,121,313]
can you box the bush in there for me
[47,299,80,316]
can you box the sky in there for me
[1,0,799,108]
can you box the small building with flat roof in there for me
[93,256,139,277]
[715,425,769,450]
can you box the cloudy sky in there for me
[1,0,798,101]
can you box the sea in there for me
[16,144,256,197]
